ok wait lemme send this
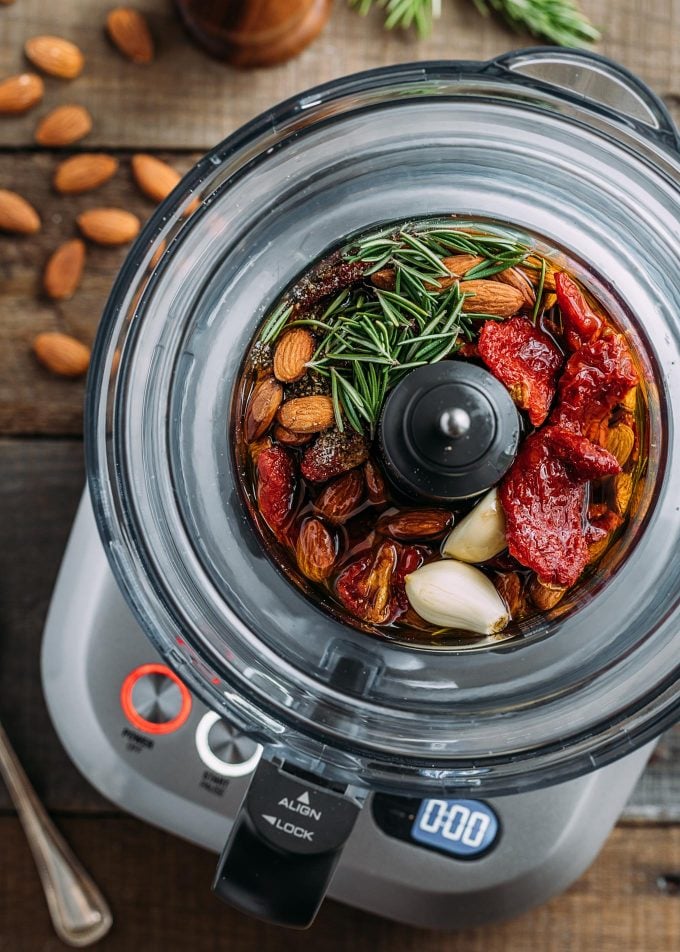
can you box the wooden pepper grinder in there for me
[175,0,333,67]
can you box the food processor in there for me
[41,49,680,929]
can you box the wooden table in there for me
[2,0,680,948]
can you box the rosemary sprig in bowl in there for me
[261,221,534,436]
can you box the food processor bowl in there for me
[86,50,680,802]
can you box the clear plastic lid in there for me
[87,51,680,795]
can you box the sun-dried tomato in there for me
[554,272,603,350]
[478,316,563,426]
[499,426,621,587]
[543,427,623,480]
[290,251,369,308]
[551,333,638,444]
[256,445,296,540]
[335,541,425,625]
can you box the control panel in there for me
[372,794,500,860]
[41,495,658,930]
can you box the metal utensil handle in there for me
[0,721,113,947]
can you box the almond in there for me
[53,153,119,195]
[314,469,364,525]
[587,533,611,565]
[519,256,557,292]
[277,395,334,434]
[35,104,92,147]
[495,267,536,307]
[273,328,315,383]
[460,279,524,317]
[529,577,567,611]
[24,35,85,79]
[43,239,86,300]
[106,8,155,64]
[273,424,312,447]
[0,189,41,234]
[606,423,635,467]
[245,375,283,442]
[77,207,141,246]
[436,255,485,288]
[0,73,44,114]
[620,386,638,412]
[371,254,483,292]
[613,472,634,516]
[364,459,388,505]
[248,435,272,464]
[377,508,452,540]
[131,153,180,203]
[296,517,337,582]
[33,332,90,377]
[494,572,527,618]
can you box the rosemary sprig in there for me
[474,0,600,46]
[349,0,440,36]
[260,301,293,344]
[261,220,532,437]
[349,0,599,46]
[532,257,547,324]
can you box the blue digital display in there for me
[411,799,499,858]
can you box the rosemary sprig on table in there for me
[348,0,599,46]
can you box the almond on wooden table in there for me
[77,207,141,245]
[0,189,41,234]
[43,239,86,300]
[35,104,92,146]
[33,332,90,377]
[106,8,155,64]
[273,328,315,383]
[54,153,119,194]
[277,395,335,434]
[24,35,85,79]
[131,154,180,203]
[0,73,44,114]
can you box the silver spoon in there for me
[0,720,113,946]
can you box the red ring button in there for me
[120,663,192,735]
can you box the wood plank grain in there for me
[1,1,680,151]
[0,151,200,435]
[0,437,110,811]
[0,818,679,951]
[1,437,679,817]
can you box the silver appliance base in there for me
[41,494,654,930]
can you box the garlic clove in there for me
[441,488,507,563]
[404,560,509,635]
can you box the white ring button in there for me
[195,712,263,778]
